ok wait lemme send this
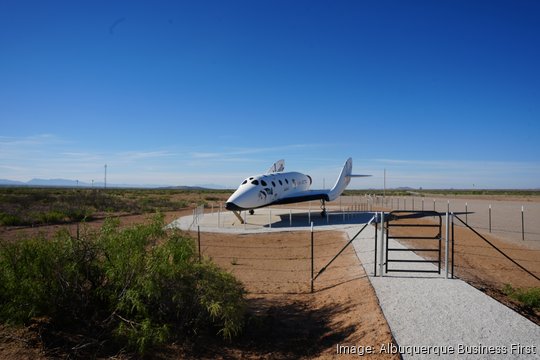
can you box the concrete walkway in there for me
[169,209,540,359]
[348,225,540,359]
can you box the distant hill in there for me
[0,179,26,186]
[27,178,85,187]
[0,178,227,190]
[159,186,212,190]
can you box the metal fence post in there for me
[218,203,221,227]
[465,202,468,224]
[451,213,455,279]
[489,204,492,233]
[445,212,449,279]
[379,212,385,277]
[310,222,314,293]
[521,206,525,240]
[374,215,378,276]
[198,226,201,262]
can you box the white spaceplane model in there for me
[225,158,369,222]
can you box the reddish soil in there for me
[173,230,399,359]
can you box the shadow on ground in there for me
[17,297,356,359]
[182,298,357,359]
[263,211,376,228]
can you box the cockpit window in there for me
[241,179,248,185]
[272,181,276,187]
[261,180,267,186]
[251,180,259,185]
[285,179,289,184]
[279,180,283,186]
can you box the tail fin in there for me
[267,159,285,173]
[327,158,371,201]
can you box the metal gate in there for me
[384,211,442,274]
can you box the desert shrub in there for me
[0,188,233,227]
[503,285,540,309]
[99,217,245,352]
[0,212,24,226]
[26,207,93,225]
[174,200,189,208]
[0,214,246,355]
[136,196,189,213]
[0,229,92,323]
[37,210,66,224]
[65,206,94,222]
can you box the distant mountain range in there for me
[0,178,228,190]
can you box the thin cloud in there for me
[190,152,223,159]
[366,159,540,189]
[0,134,58,145]
[117,151,176,161]
[188,144,326,164]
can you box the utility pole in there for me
[104,164,107,189]
[383,168,386,200]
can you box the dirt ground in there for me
[0,211,400,359]
[175,230,399,359]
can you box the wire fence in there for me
[204,194,539,244]
[188,224,366,294]
[369,195,540,244]
[178,195,540,294]
[188,204,204,230]
[453,214,540,283]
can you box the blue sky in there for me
[1,1,539,189]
